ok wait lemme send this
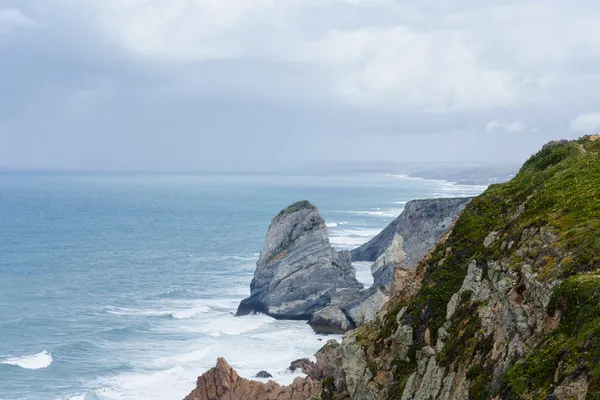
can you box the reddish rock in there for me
[184,358,319,400]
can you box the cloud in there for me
[485,120,535,134]
[0,8,36,32]
[293,27,516,112]
[1,0,600,171]
[569,112,600,133]
[48,0,600,113]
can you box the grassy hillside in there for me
[352,136,600,399]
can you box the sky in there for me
[1,0,600,172]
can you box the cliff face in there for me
[311,137,600,399]
[236,201,363,319]
[351,197,473,269]
[310,198,472,333]
[189,137,600,400]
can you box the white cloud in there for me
[12,1,600,117]
[0,8,36,32]
[485,120,533,134]
[569,112,600,133]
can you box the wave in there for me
[387,173,449,184]
[332,228,382,237]
[153,288,198,299]
[105,304,211,320]
[329,236,369,248]
[170,305,211,319]
[153,348,211,366]
[105,307,172,317]
[1,350,53,370]
[344,208,403,218]
[326,222,338,227]
[329,227,384,249]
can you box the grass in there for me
[502,274,600,399]
[278,200,315,216]
[348,136,600,398]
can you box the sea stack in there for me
[236,200,363,319]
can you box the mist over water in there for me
[0,172,485,400]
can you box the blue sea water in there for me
[0,172,485,400]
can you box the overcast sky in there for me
[1,1,600,171]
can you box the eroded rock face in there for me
[184,358,319,400]
[236,201,363,319]
[370,233,406,288]
[310,199,471,333]
[312,224,567,400]
[351,197,473,267]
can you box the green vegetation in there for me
[353,136,600,398]
[320,377,336,400]
[279,200,315,216]
[502,274,600,399]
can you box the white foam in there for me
[1,350,53,370]
[326,222,338,227]
[333,228,382,237]
[153,348,211,366]
[91,366,192,400]
[344,208,403,218]
[353,262,375,287]
[170,305,211,319]
[387,174,447,183]
[105,303,212,320]
[105,307,170,316]
[329,236,369,248]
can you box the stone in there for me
[370,234,407,287]
[185,358,319,400]
[254,370,272,379]
[236,201,363,319]
[351,197,473,265]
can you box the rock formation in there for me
[236,201,363,319]
[184,358,319,400]
[309,198,472,333]
[351,197,473,268]
[302,137,600,399]
[188,138,600,400]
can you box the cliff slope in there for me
[351,197,472,268]
[310,198,472,333]
[315,136,600,399]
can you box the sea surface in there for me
[0,172,485,400]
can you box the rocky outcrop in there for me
[303,138,600,400]
[184,358,319,400]
[309,199,471,333]
[187,137,600,400]
[236,201,363,319]
[351,197,472,268]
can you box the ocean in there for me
[0,172,485,400]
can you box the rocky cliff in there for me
[189,137,600,400]
[189,136,600,400]
[307,137,600,399]
[236,201,363,319]
[310,198,472,333]
[351,197,472,269]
